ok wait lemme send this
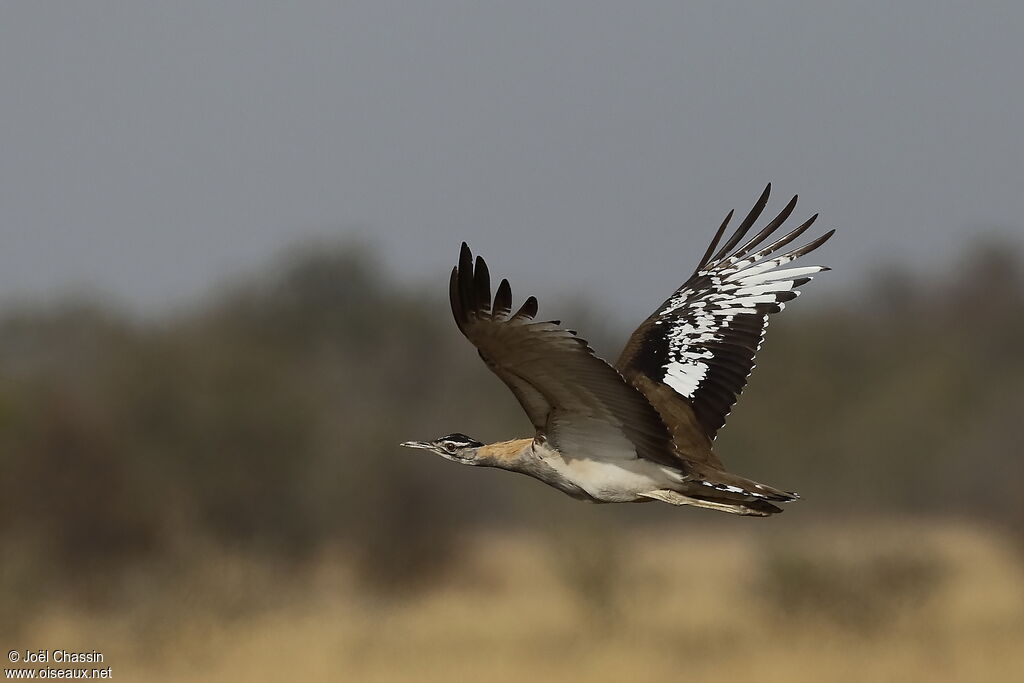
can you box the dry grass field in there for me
[12,519,1024,682]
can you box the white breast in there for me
[535,442,685,503]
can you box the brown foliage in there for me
[0,238,1022,626]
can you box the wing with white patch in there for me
[451,242,682,470]
[616,185,834,441]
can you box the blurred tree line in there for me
[0,238,1021,611]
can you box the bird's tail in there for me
[642,469,799,516]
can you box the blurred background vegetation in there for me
[2,238,1023,681]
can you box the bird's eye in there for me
[444,442,457,453]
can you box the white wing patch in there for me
[621,186,834,439]
[661,329,714,397]
[657,260,821,402]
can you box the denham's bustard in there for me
[402,186,834,516]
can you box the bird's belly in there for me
[540,454,684,503]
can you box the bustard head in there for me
[400,432,484,464]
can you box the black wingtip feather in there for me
[787,229,835,260]
[696,209,734,273]
[513,295,539,320]
[733,194,799,259]
[710,184,772,262]
[453,242,546,325]
[474,255,491,313]
[457,243,475,320]
[449,266,465,328]
[746,213,820,262]
[493,278,513,319]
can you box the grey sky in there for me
[2,2,1022,318]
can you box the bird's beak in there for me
[400,441,434,450]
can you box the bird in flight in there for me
[402,185,834,515]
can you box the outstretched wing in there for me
[451,243,680,470]
[617,185,834,443]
